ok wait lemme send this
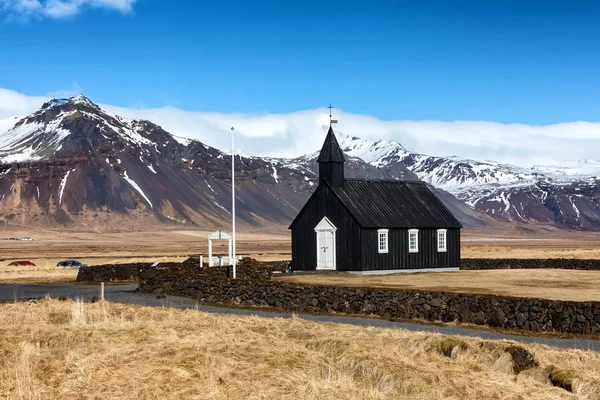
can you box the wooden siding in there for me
[358,228,461,271]
[291,185,362,271]
[318,162,344,187]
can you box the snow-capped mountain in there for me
[0,96,320,230]
[339,133,544,190]
[337,133,600,230]
[0,96,488,230]
[0,96,489,230]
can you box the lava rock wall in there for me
[75,258,286,282]
[139,271,600,336]
[461,258,600,270]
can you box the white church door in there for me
[314,217,337,270]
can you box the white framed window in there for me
[378,229,388,253]
[437,229,447,252]
[408,229,419,253]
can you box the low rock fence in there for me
[75,263,180,282]
[146,264,274,282]
[139,270,600,336]
[76,257,285,282]
[461,258,600,270]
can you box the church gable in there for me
[314,216,337,231]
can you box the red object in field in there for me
[8,260,37,266]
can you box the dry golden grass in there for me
[461,229,600,260]
[1,299,599,399]
[277,269,600,302]
[0,229,291,262]
[0,228,289,284]
[0,265,78,284]
[461,227,600,259]
[3,226,600,285]
[462,244,600,260]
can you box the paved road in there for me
[2,283,599,352]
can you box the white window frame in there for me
[408,229,419,253]
[378,229,389,254]
[437,229,447,252]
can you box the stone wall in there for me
[146,264,274,282]
[76,263,181,282]
[139,270,600,335]
[77,258,600,283]
[76,257,284,282]
[461,258,600,271]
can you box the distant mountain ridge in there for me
[8,95,600,231]
[336,133,600,230]
[0,96,487,231]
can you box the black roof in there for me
[317,125,345,163]
[330,179,463,229]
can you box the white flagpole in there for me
[231,126,236,279]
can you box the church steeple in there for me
[318,124,345,187]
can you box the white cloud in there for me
[0,88,48,119]
[46,81,82,98]
[0,116,22,135]
[1,87,600,168]
[0,0,135,20]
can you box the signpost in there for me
[231,127,237,279]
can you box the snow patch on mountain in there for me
[43,99,69,109]
[339,134,409,167]
[0,108,76,163]
[123,170,153,208]
[0,116,22,136]
[531,159,600,178]
[58,168,74,206]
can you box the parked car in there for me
[56,259,88,268]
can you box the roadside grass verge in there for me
[1,299,599,399]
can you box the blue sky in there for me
[1,0,600,124]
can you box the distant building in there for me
[8,260,37,266]
[289,125,462,274]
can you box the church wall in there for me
[318,162,344,187]
[359,228,461,271]
[291,185,362,271]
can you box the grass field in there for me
[462,243,600,259]
[2,227,600,269]
[4,227,600,295]
[0,229,290,283]
[1,299,599,399]
[277,269,600,302]
[0,265,78,284]
[0,229,291,265]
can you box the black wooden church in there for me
[289,125,462,274]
